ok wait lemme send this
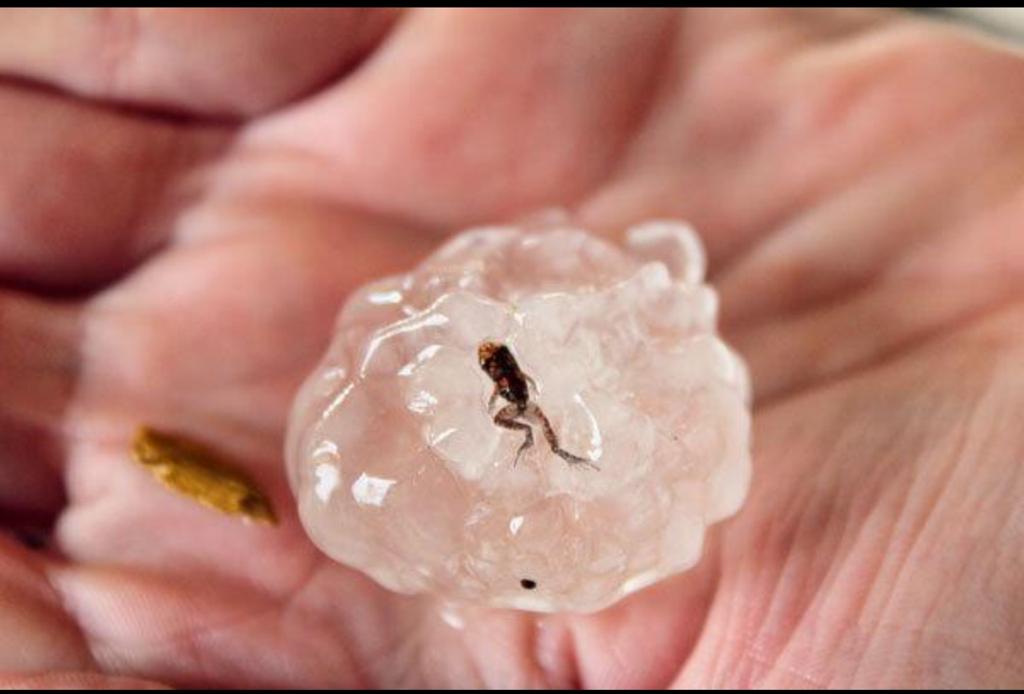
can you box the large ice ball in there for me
[285,219,752,613]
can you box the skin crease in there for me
[0,6,1022,688]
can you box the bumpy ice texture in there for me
[286,220,752,613]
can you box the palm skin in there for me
[1,7,1023,688]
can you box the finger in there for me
[0,673,169,689]
[0,83,227,291]
[0,291,80,519]
[0,535,91,672]
[0,8,401,118]
[0,423,66,524]
[49,560,395,688]
[249,8,682,227]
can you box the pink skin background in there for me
[0,8,1023,688]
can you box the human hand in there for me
[1,8,1022,688]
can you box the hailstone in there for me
[285,218,752,613]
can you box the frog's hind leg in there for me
[494,404,533,467]
[526,403,599,470]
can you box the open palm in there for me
[2,8,1022,688]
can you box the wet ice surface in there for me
[286,220,752,613]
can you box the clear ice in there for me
[285,219,752,613]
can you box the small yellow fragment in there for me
[131,426,277,525]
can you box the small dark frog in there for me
[478,341,597,470]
